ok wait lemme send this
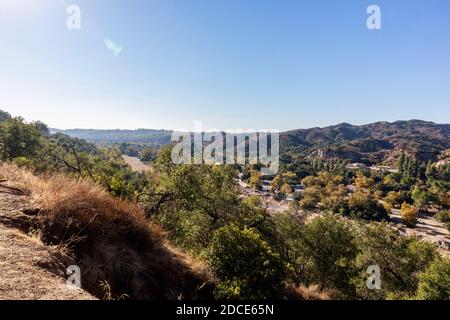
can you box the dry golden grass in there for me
[0,163,213,300]
[0,224,96,300]
[285,284,337,300]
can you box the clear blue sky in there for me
[1,0,449,130]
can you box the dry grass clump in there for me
[0,163,35,194]
[0,163,213,300]
[284,284,339,300]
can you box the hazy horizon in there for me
[2,106,449,131]
[41,116,448,132]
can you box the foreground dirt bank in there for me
[0,191,95,300]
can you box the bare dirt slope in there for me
[0,190,95,300]
[0,164,213,300]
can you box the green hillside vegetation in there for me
[55,120,450,167]
[281,120,450,164]
[1,110,449,300]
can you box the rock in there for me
[21,208,40,216]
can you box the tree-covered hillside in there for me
[56,120,450,166]
[281,120,450,164]
[1,110,449,300]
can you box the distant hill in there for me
[52,128,173,145]
[55,120,450,165]
[281,120,450,165]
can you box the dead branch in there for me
[249,203,270,228]
[69,144,93,180]
[47,152,80,174]
[136,192,175,217]
[0,184,25,196]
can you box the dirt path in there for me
[122,155,152,172]
[390,209,450,257]
[0,190,95,300]
[238,179,292,213]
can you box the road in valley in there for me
[122,155,152,172]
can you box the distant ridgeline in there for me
[51,128,173,146]
[54,120,450,165]
[280,120,450,165]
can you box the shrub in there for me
[271,212,308,287]
[274,191,287,201]
[354,223,438,299]
[401,203,419,227]
[385,191,412,208]
[348,192,389,221]
[299,216,358,296]
[436,211,450,231]
[321,195,349,215]
[0,118,42,160]
[206,224,285,299]
[281,183,292,194]
[249,170,262,190]
[417,258,450,300]
[299,197,317,210]
[299,186,321,210]
[1,164,212,300]
[411,185,435,211]
[435,211,450,223]
[293,192,302,201]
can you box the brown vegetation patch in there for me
[0,163,213,300]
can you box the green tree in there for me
[249,170,262,190]
[299,186,321,210]
[416,257,450,300]
[398,152,406,174]
[348,191,390,221]
[411,185,435,211]
[400,203,419,228]
[425,160,436,180]
[280,183,292,194]
[0,109,11,122]
[299,215,358,295]
[0,118,42,160]
[206,224,285,299]
[272,212,306,286]
[32,121,50,135]
[384,191,411,209]
[354,223,437,299]
[271,173,283,192]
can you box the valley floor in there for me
[238,179,450,257]
[122,155,152,172]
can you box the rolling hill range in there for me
[56,120,450,165]
[281,120,450,165]
[52,128,173,146]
